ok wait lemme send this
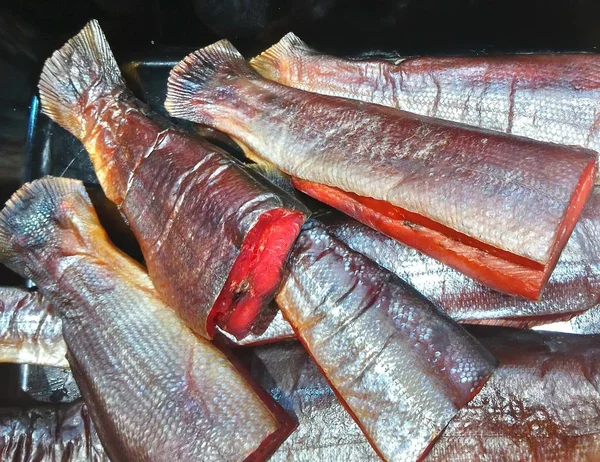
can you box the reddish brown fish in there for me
[165,41,596,300]
[274,219,496,461]
[0,177,295,461]
[0,286,67,367]
[251,33,600,184]
[0,400,108,462]
[37,20,308,339]
[427,327,600,461]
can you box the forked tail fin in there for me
[38,19,125,139]
[165,39,257,125]
[250,32,315,81]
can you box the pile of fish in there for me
[0,18,599,462]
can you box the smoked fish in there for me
[274,219,496,461]
[165,41,597,300]
[427,327,600,461]
[246,329,600,462]
[38,20,308,339]
[0,177,295,461]
[0,400,108,462]
[251,33,600,184]
[0,286,67,368]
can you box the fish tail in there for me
[165,40,257,124]
[250,32,314,80]
[0,177,89,266]
[38,19,125,139]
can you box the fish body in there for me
[37,20,307,339]
[166,41,596,300]
[0,286,67,367]
[0,400,108,462]
[427,327,600,461]
[0,177,294,461]
[251,33,600,184]
[274,219,496,461]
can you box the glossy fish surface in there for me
[427,327,600,461]
[274,219,496,461]
[0,400,108,462]
[0,286,67,368]
[37,20,307,340]
[322,187,600,326]
[0,177,294,462]
[166,40,596,300]
[252,33,600,183]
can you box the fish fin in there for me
[0,177,87,262]
[250,32,314,80]
[165,40,256,124]
[38,19,125,138]
[247,163,296,196]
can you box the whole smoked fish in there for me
[275,219,496,461]
[166,41,597,300]
[0,177,295,461]
[38,20,307,339]
[0,286,67,368]
[0,400,108,462]
[252,33,600,183]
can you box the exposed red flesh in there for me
[293,163,596,299]
[208,208,305,338]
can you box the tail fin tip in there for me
[38,19,123,137]
[250,32,313,79]
[165,39,253,122]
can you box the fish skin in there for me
[37,20,307,340]
[165,40,597,300]
[274,219,496,461]
[0,400,108,462]
[322,187,600,326]
[251,33,600,184]
[0,177,293,462]
[0,286,68,368]
[426,327,600,461]
[246,329,600,462]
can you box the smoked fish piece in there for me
[323,187,600,326]
[0,286,67,367]
[251,33,600,183]
[0,400,109,462]
[37,20,308,340]
[274,219,496,461]
[165,41,597,300]
[0,177,295,462]
[427,327,600,461]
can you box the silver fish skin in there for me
[275,219,496,461]
[322,187,600,325]
[0,400,108,462]
[248,342,380,462]
[0,286,67,367]
[251,33,600,183]
[0,177,291,462]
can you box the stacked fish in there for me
[0,19,599,461]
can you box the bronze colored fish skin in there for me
[322,187,600,326]
[251,33,600,183]
[37,20,308,340]
[165,40,597,301]
[0,400,109,462]
[0,286,67,368]
[426,327,600,461]
[0,177,294,462]
[274,219,496,461]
